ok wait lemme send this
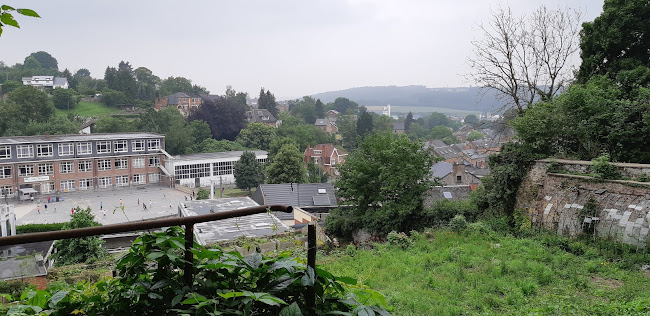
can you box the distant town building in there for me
[164,151,268,188]
[21,76,68,90]
[392,122,405,134]
[314,118,338,134]
[431,161,482,187]
[154,92,203,116]
[245,109,280,128]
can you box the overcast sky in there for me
[1,0,604,99]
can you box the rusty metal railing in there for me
[0,204,294,285]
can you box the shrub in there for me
[423,199,480,228]
[196,187,209,200]
[449,215,468,232]
[387,231,413,249]
[345,244,357,257]
[0,280,30,298]
[468,221,492,234]
[16,223,65,234]
[591,154,620,179]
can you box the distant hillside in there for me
[310,85,504,113]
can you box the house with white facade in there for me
[21,76,69,90]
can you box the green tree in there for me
[356,111,373,138]
[406,122,428,141]
[0,80,21,94]
[315,99,325,118]
[337,113,358,150]
[195,138,247,153]
[464,114,479,125]
[326,133,434,237]
[23,56,41,69]
[234,151,265,191]
[25,51,57,70]
[189,97,246,141]
[425,112,452,129]
[265,144,306,184]
[404,112,414,131]
[159,76,194,96]
[429,125,453,140]
[236,122,277,150]
[371,114,393,133]
[258,88,279,118]
[196,188,210,200]
[268,137,298,161]
[276,114,334,151]
[189,120,212,144]
[0,5,40,37]
[138,107,192,155]
[225,86,248,107]
[290,96,317,124]
[52,88,78,110]
[6,86,54,122]
[331,97,358,114]
[51,207,107,266]
[100,88,128,106]
[577,0,650,86]
[93,116,137,134]
[466,130,484,141]
[306,161,328,183]
[134,67,161,101]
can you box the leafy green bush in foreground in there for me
[1,226,390,315]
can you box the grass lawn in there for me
[55,101,122,117]
[320,229,650,315]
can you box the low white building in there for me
[165,151,267,188]
[21,76,69,89]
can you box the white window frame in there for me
[36,144,53,157]
[132,140,145,152]
[59,162,74,174]
[60,180,75,192]
[116,175,129,187]
[113,140,127,153]
[0,166,11,179]
[132,157,145,168]
[133,173,146,185]
[45,182,55,193]
[16,145,33,159]
[78,160,93,173]
[98,177,112,188]
[58,143,74,156]
[77,142,92,155]
[96,141,111,154]
[115,158,128,170]
[79,178,93,190]
[38,163,53,175]
[148,172,160,183]
[97,159,112,171]
[0,146,10,159]
[0,185,13,197]
[147,139,161,150]
[18,164,34,177]
[148,156,160,167]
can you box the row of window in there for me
[174,158,266,179]
[0,139,161,159]
[0,157,161,178]
[0,173,162,196]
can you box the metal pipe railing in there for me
[0,204,293,285]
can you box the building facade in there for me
[165,151,268,188]
[21,76,69,90]
[303,144,347,176]
[0,133,168,198]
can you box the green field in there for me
[365,105,481,116]
[320,229,650,315]
[55,101,122,117]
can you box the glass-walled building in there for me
[166,151,267,188]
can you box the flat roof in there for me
[0,133,164,145]
[181,197,291,245]
[173,151,267,163]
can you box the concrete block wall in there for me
[518,160,650,247]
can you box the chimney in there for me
[453,163,465,183]
[45,134,51,139]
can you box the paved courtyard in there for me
[13,186,193,226]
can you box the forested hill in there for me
[310,85,503,113]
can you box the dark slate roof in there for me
[433,146,461,159]
[393,122,405,131]
[0,241,53,280]
[53,77,68,87]
[255,183,337,208]
[429,185,472,201]
[466,165,491,177]
[246,109,278,124]
[164,92,191,105]
[431,161,453,178]
[315,119,327,126]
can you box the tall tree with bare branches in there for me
[467,5,581,112]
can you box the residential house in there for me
[430,161,482,187]
[21,76,68,90]
[154,92,203,116]
[465,139,501,155]
[314,118,338,134]
[392,122,405,134]
[327,110,339,118]
[303,144,347,176]
[252,183,338,226]
[432,146,463,164]
[424,140,447,150]
[454,125,474,141]
[461,149,487,168]
[423,185,472,209]
[245,109,280,128]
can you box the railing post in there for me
[184,224,194,286]
[307,223,316,313]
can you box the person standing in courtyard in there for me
[149,200,152,210]
[119,199,122,207]
[37,205,40,214]
[142,202,147,211]
[103,208,106,217]
[100,201,103,211]
[44,204,47,212]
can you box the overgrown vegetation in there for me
[321,224,650,315]
[50,207,107,267]
[15,223,65,234]
[1,227,390,315]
